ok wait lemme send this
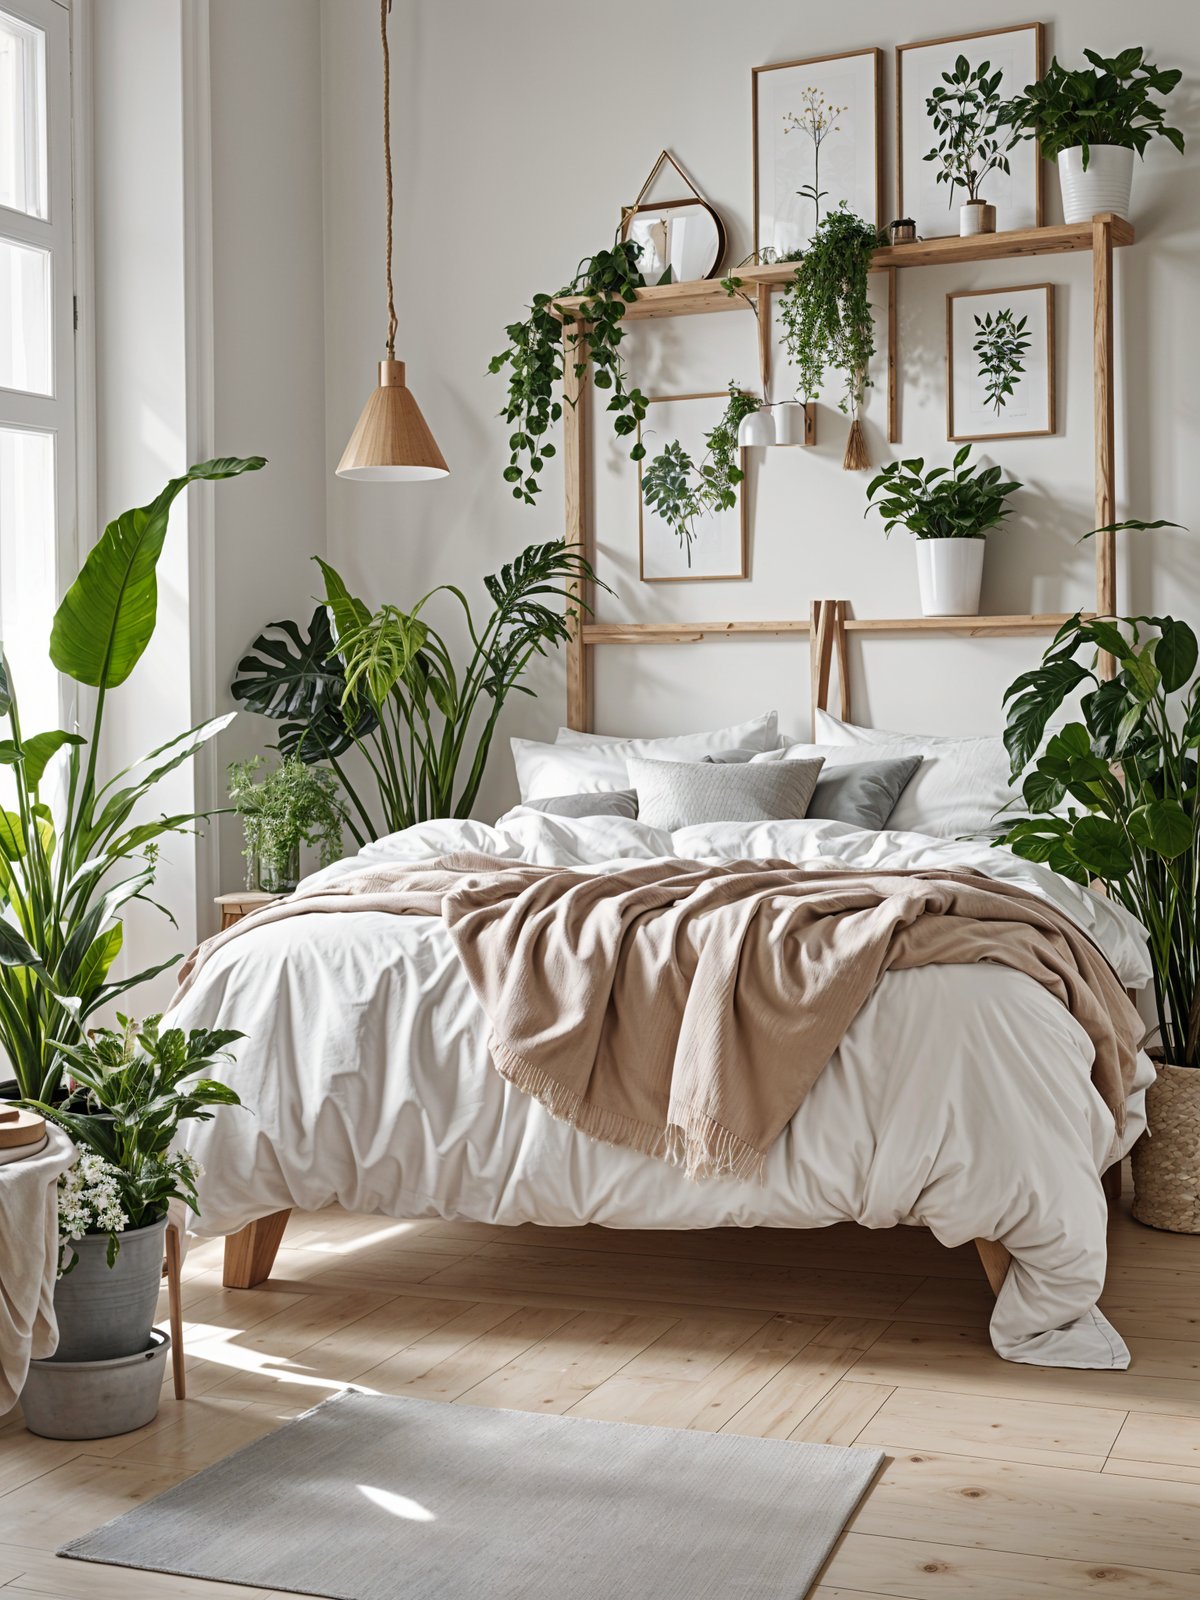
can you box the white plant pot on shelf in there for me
[1057,144,1134,223]
[959,200,996,236]
[916,538,985,617]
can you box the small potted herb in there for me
[228,754,346,893]
[865,445,1021,616]
[20,1017,243,1438]
[924,55,1014,236]
[999,47,1183,223]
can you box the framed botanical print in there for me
[947,284,1055,441]
[753,48,883,259]
[897,23,1044,238]
[637,393,749,583]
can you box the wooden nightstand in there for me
[214,890,285,930]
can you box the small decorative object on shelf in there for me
[865,443,1022,616]
[620,150,726,283]
[947,284,1054,441]
[993,571,1198,1231]
[999,46,1184,224]
[897,24,1043,238]
[228,754,345,894]
[887,217,918,245]
[19,1017,244,1436]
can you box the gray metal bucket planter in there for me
[52,1215,167,1361]
[21,1330,170,1439]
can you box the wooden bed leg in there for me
[974,1237,1012,1296]
[1102,1161,1123,1204]
[165,1221,186,1399]
[222,1208,291,1289]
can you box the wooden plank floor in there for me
[2,1164,1199,1599]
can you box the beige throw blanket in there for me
[176,854,1141,1183]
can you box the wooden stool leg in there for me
[165,1222,186,1400]
[222,1208,292,1289]
[974,1236,1012,1296]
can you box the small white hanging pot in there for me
[1057,144,1134,224]
[737,408,775,448]
[773,402,814,446]
[916,538,985,617]
[959,199,997,237]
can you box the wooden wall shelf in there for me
[551,218,1134,323]
[584,614,1083,646]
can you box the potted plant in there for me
[778,203,878,468]
[233,541,608,840]
[999,48,1184,224]
[865,445,1021,616]
[0,456,263,1106]
[924,54,1015,236]
[993,583,1198,1230]
[228,754,346,892]
[19,1016,243,1437]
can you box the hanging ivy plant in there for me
[488,239,649,506]
[777,203,879,467]
[640,386,761,567]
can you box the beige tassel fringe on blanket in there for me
[175,854,1142,1184]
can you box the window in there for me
[0,0,73,739]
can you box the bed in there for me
[171,785,1154,1371]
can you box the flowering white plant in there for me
[57,1152,129,1274]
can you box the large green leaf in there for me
[1069,815,1133,879]
[50,457,265,688]
[21,731,86,790]
[1127,799,1193,859]
[231,607,374,760]
[1155,620,1199,694]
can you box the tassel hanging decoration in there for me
[842,418,869,471]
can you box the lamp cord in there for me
[381,0,397,359]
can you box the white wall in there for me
[318,0,1200,824]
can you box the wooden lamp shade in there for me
[336,359,449,481]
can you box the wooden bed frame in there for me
[224,219,1132,1301]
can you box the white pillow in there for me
[513,717,773,803]
[555,711,779,755]
[805,712,1018,839]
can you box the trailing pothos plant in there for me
[488,239,649,506]
[995,536,1196,1066]
[777,203,879,468]
[234,541,609,839]
[973,308,1031,414]
[639,386,760,566]
[0,457,264,1101]
[865,444,1021,538]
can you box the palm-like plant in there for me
[236,540,607,838]
[0,457,264,1100]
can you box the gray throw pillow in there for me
[523,789,638,820]
[807,755,923,830]
[629,756,824,831]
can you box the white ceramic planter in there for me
[1057,144,1134,223]
[959,200,996,236]
[773,402,812,446]
[916,538,985,617]
[737,408,775,448]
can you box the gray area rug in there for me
[61,1390,883,1599]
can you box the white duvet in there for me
[170,811,1155,1369]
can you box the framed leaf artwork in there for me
[753,48,883,259]
[897,23,1044,238]
[637,393,749,583]
[947,283,1055,441]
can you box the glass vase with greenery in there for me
[233,540,607,840]
[998,47,1184,168]
[0,456,263,1103]
[864,445,1021,538]
[228,754,345,891]
[25,1014,244,1267]
[777,203,878,469]
[995,555,1195,1066]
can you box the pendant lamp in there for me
[337,0,448,481]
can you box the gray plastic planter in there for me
[52,1215,167,1361]
[21,1330,170,1439]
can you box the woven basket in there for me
[1131,1062,1200,1233]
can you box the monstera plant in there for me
[0,456,264,1101]
[234,540,605,840]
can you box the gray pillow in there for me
[807,755,923,830]
[523,789,638,820]
[629,756,824,831]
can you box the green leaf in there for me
[71,924,123,1000]
[1127,799,1192,859]
[1155,620,1198,693]
[20,731,86,790]
[314,557,373,656]
[51,457,266,687]
[1069,815,1133,879]
[231,608,375,761]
